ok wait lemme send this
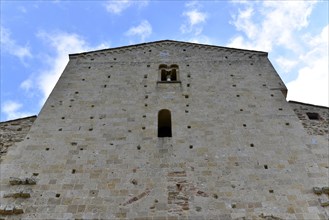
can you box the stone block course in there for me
[0,40,328,219]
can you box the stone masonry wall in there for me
[0,41,328,219]
[289,101,329,137]
[0,116,37,162]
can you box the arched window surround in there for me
[157,64,181,83]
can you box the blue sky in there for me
[1,0,328,121]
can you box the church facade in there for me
[0,40,328,219]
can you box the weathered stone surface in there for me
[290,101,329,136]
[0,204,24,215]
[322,186,329,194]
[9,177,36,185]
[0,116,36,161]
[0,40,328,219]
[313,186,323,195]
[3,188,32,198]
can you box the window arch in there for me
[158,109,172,137]
[158,64,179,82]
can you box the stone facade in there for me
[0,116,36,162]
[0,40,328,219]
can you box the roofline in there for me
[0,115,37,124]
[289,100,329,109]
[69,39,268,58]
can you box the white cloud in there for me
[228,1,328,107]
[180,2,207,35]
[33,31,109,105]
[125,20,152,42]
[275,57,298,73]
[105,0,148,14]
[0,26,32,60]
[287,25,328,106]
[20,78,33,92]
[1,101,32,120]
[227,1,316,52]
[185,35,214,45]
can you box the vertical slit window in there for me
[158,109,172,137]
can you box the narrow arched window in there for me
[158,109,172,137]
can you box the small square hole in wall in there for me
[72,169,76,174]
[264,165,268,169]
[306,112,320,120]
[269,189,274,193]
[55,193,60,198]
[147,64,150,67]
[144,74,148,78]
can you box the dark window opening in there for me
[158,109,172,137]
[306,112,321,120]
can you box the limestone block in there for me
[3,188,32,198]
[0,204,24,215]
[9,177,37,185]
[313,186,323,195]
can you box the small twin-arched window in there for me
[159,64,179,82]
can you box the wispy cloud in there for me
[227,1,328,107]
[287,25,328,106]
[27,31,110,105]
[227,1,316,52]
[275,57,298,74]
[180,2,207,35]
[1,101,33,121]
[105,0,148,14]
[125,20,152,42]
[0,26,32,61]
